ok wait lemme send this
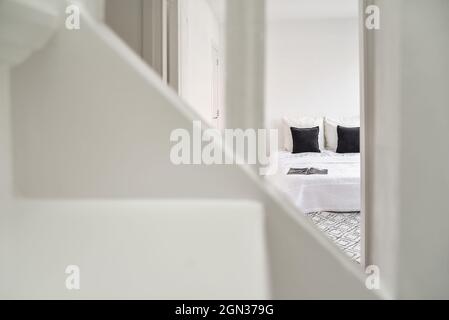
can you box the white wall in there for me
[2,200,269,299]
[397,0,449,298]
[364,0,449,299]
[0,66,12,296]
[265,18,360,147]
[362,0,402,298]
[0,67,12,199]
[179,0,225,128]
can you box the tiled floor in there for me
[308,211,361,263]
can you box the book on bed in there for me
[287,167,328,175]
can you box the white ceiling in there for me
[267,0,359,21]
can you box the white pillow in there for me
[283,117,324,152]
[324,116,360,151]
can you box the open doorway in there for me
[104,0,364,264]
[264,0,363,264]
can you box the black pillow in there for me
[336,125,360,153]
[290,126,321,154]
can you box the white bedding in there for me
[267,150,360,213]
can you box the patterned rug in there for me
[307,211,361,263]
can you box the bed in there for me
[267,150,360,214]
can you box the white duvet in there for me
[267,150,360,214]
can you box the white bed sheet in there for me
[267,150,360,213]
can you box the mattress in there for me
[267,150,360,213]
